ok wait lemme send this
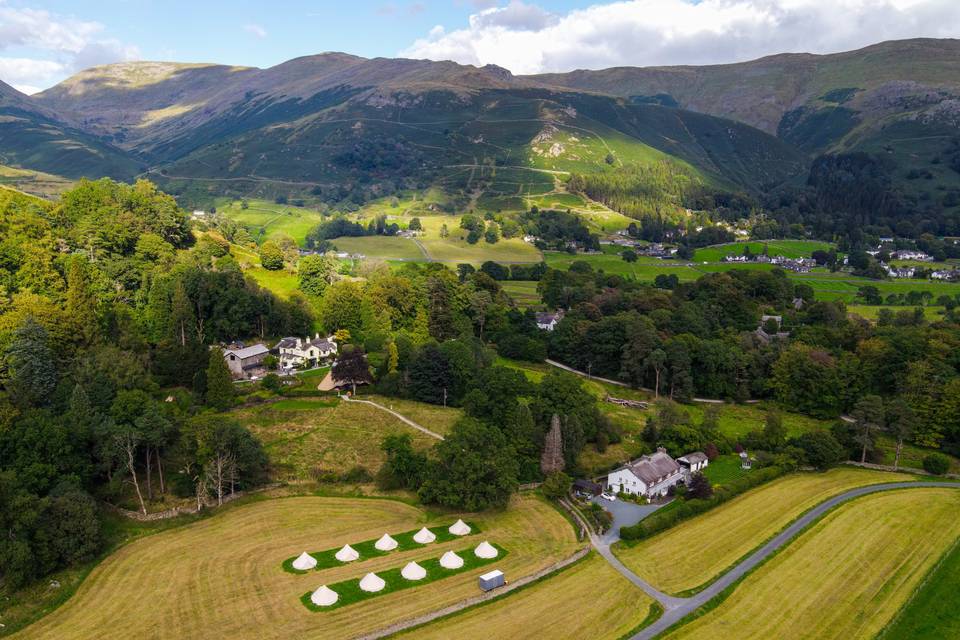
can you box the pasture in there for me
[218,198,326,246]
[664,489,960,640]
[692,240,834,262]
[613,468,914,595]
[330,236,425,261]
[415,215,543,264]
[400,554,654,640]
[11,495,579,640]
[233,398,446,481]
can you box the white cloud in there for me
[0,4,139,92]
[243,23,268,39]
[402,0,960,74]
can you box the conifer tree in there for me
[65,257,97,344]
[540,414,565,476]
[5,317,56,407]
[204,347,234,411]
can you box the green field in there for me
[702,455,750,485]
[692,240,834,262]
[331,236,425,261]
[501,281,542,308]
[415,215,543,264]
[219,198,326,246]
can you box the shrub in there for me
[923,453,950,475]
[541,471,572,499]
[261,373,282,393]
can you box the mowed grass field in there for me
[400,554,653,640]
[416,215,542,264]
[880,535,960,639]
[501,280,542,307]
[360,394,464,434]
[12,495,580,640]
[614,468,914,594]
[329,235,425,261]
[233,398,448,481]
[664,489,960,640]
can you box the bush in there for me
[261,373,282,393]
[541,471,572,499]
[792,430,845,470]
[620,466,784,541]
[923,453,951,475]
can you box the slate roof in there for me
[621,451,681,485]
[678,452,708,465]
[224,344,269,360]
[535,311,563,325]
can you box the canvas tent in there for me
[413,527,436,544]
[359,572,386,592]
[440,550,464,569]
[474,541,498,559]
[293,551,318,570]
[401,561,427,581]
[375,533,398,551]
[335,544,359,562]
[449,519,471,536]
[310,585,339,607]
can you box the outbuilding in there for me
[478,569,505,592]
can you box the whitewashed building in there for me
[222,343,270,379]
[607,448,684,499]
[677,452,709,480]
[535,310,564,331]
[277,334,337,370]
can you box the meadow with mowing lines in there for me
[11,495,578,640]
[664,489,960,640]
[879,535,960,639]
[400,554,655,640]
[613,468,914,595]
[544,251,701,279]
[847,305,946,321]
[233,398,443,480]
[218,198,326,246]
[500,280,541,307]
[282,523,479,573]
[299,543,506,612]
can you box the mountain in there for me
[0,79,140,181]
[27,55,801,207]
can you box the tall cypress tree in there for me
[204,347,234,411]
[540,414,565,476]
[65,257,98,345]
[5,317,57,407]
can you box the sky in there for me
[2,0,960,94]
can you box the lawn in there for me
[12,494,579,640]
[246,267,300,298]
[702,455,749,485]
[613,467,914,595]
[847,304,945,321]
[879,536,960,639]
[544,251,702,279]
[664,489,960,640]
[399,554,655,640]
[232,398,443,480]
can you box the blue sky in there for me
[3,0,960,94]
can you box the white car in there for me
[600,492,616,501]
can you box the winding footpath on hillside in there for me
[340,395,445,440]
[582,481,960,639]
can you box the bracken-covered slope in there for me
[0,79,140,181]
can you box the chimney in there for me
[315,332,320,340]
[297,338,302,349]
[656,447,666,454]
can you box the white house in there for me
[535,310,564,331]
[222,343,270,379]
[607,448,684,499]
[677,452,709,479]
[277,334,337,370]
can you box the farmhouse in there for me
[677,452,709,478]
[535,310,565,331]
[277,334,337,370]
[222,343,270,379]
[607,448,684,499]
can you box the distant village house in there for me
[535,309,564,331]
[222,343,270,380]
[277,334,337,370]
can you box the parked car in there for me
[600,492,616,501]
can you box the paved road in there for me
[588,481,960,640]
